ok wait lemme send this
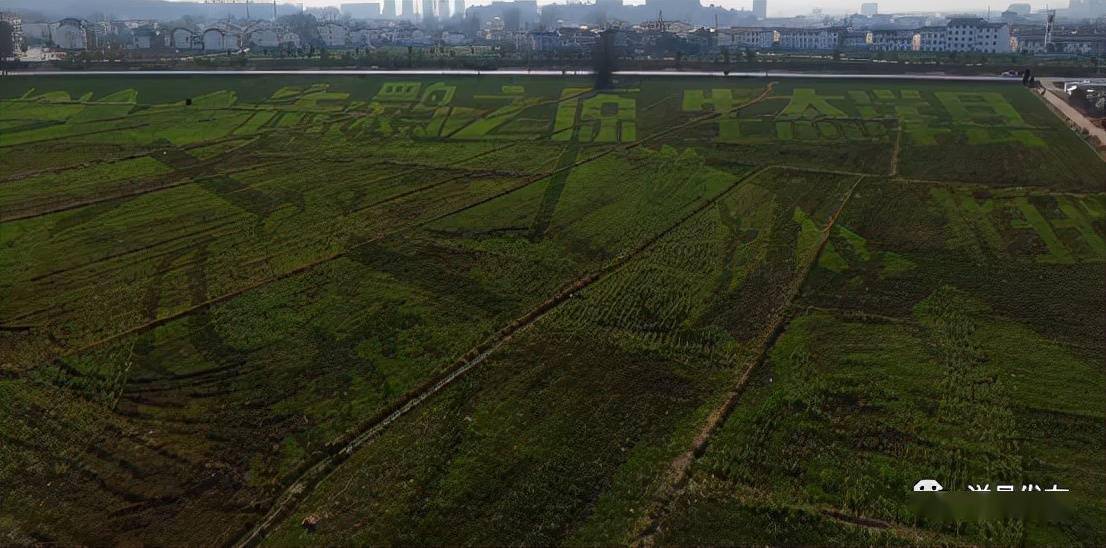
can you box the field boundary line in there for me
[0,153,282,223]
[772,163,878,178]
[888,175,1105,197]
[715,478,938,542]
[797,305,913,325]
[0,146,170,184]
[230,165,773,548]
[630,174,864,546]
[0,121,152,149]
[890,119,903,177]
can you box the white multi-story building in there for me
[717,27,775,49]
[776,27,841,50]
[944,17,1010,53]
[870,29,915,51]
[842,30,870,50]
[1,12,23,54]
[916,26,946,51]
[318,21,350,47]
[1015,35,1106,55]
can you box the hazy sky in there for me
[258,0,1054,17]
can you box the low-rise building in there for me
[718,26,774,49]
[171,27,199,49]
[558,27,598,50]
[776,27,842,50]
[442,31,467,45]
[132,26,158,49]
[841,30,870,50]
[529,31,559,51]
[54,18,89,50]
[202,27,241,51]
[1016,34,1106,55]
[916,26,946,51]
[350,27,374,47]
[21,22,52,45]
[870,28,915,51]
[319,21,350,47]
[0,12,23,55]
[945,17,1011,53]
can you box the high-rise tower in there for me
[752,0,767,19]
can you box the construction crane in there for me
[203,0,280,21]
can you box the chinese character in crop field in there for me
[343,81,430,137]
[361,81,462,138]
[774,89,862,142]
[935,91,1044,146]
[777,89,848,120]
[931,189,1106,264]
[448,85,546,141]
[850,89,946,145]
[682,88,750,142]
[373,81,422,103]
[411,82,459,137]
[553,88,637,143]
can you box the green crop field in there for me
[1,74,1103,545]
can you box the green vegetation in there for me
[0,75,1102,545]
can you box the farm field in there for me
[0,74,1103,545]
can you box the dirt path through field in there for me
[890,121,903,176]
[629,174,864,546]
[1038,84,1106,146]
[231,164,772,547]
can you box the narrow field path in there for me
[890,120,903,177]
[629,175,864,546]
[1038,86,1106,146]
[1,146,275,222]
[231,164,773,548]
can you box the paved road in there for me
[3,68,1024,82]
[1040,88,1106,145]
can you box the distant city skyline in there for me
[169,0,1065,19]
